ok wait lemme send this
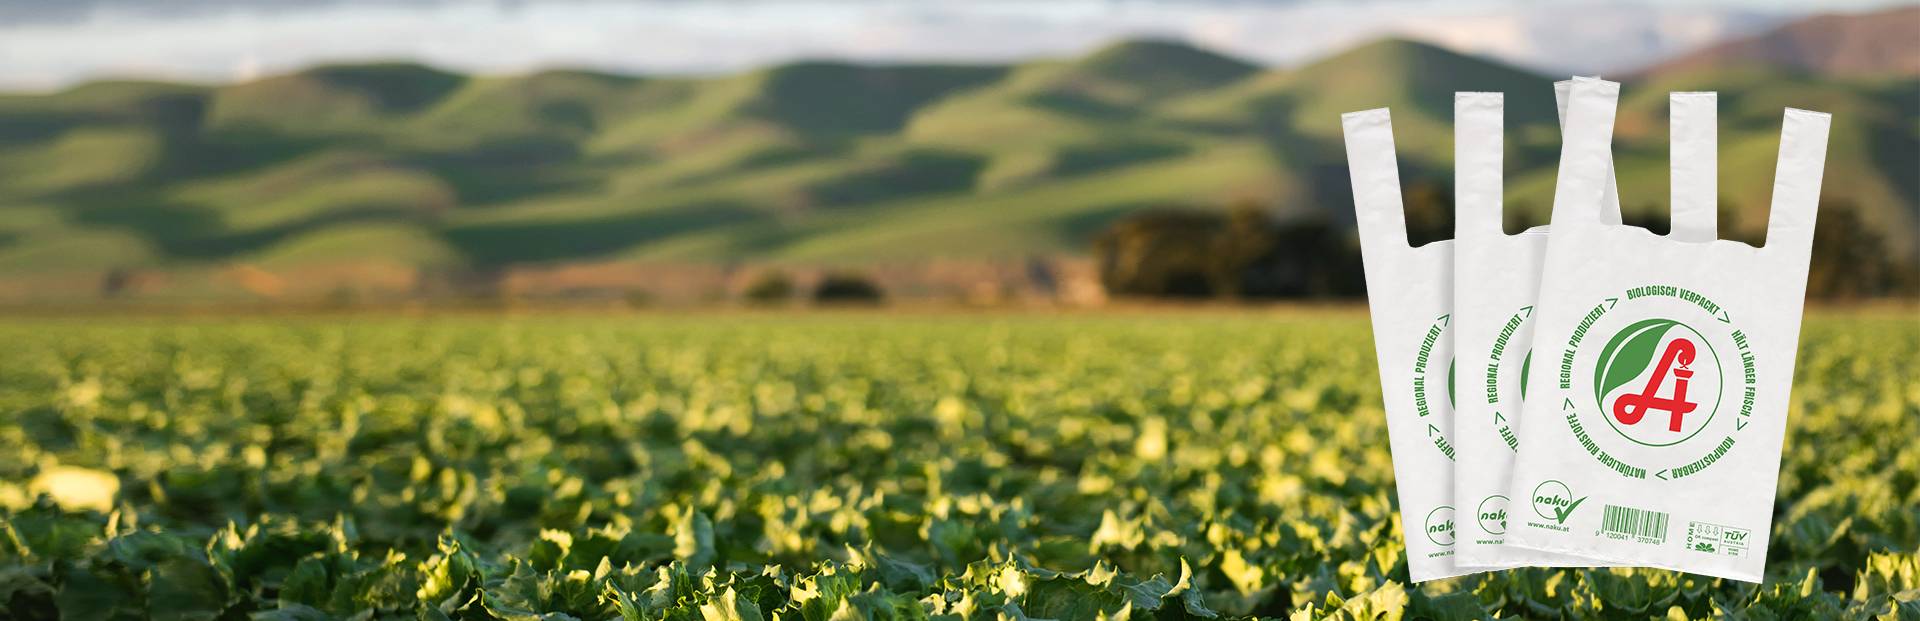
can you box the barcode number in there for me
[1601,504,1668,543]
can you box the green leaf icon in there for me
[1519,349,1532,399]
[1593,318,1679,407]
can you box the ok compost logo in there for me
[1553,285,1760,482]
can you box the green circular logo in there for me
[1424,505,1456,546]
[1531,480,1574,521]
[1476,495,1509,535]
[1556,287,1758,481]
[1591,318,1723,447]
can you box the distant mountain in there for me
[1633,6,1920,78]
[0,32,1912,285]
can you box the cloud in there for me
[0,0,1861,90]
[0,0,480,24]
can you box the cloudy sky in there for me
[0,0,1904,91]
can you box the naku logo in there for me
[1592,318,1722,447]
[1476,495,1509,535]
[1531,480,1585,525]
[1424,506,1457,546]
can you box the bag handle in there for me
[1450,81,1630,238]
[1343,108,1411,253]
[1546,78,1620,230]
[1669,93,1718,242]
[1551,79,1624,227]
[1453,92,1503,236]
[1762,109,1832,257]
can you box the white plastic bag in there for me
[1450,80,1631,569]
[1504,78,1829,582]
[1342,106,1472,582]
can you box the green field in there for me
[0,312,1914,619]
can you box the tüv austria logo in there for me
[1593,318,1723,447]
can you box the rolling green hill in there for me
[0,35,1913,277]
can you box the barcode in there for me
[1601,504,1668,543]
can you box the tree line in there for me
[1093,184,1917,301]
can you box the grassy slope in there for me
[0,38,1911,271]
